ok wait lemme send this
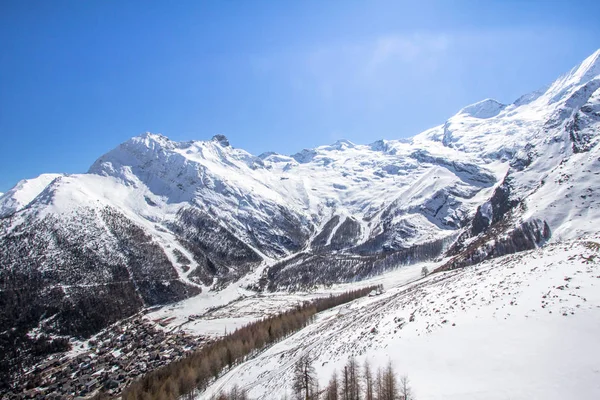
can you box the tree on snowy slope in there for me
[210,385,249,400]
[340,356,361,400]
[293,354,318,400]
[399,375,412,400]
[364,360,374,400]
[210,361,412,400]
[325,370,339,400]
[375,361,399,400]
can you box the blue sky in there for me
[1,1,600,192]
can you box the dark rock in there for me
[211,134,230,147]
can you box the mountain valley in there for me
[1,49,600,400]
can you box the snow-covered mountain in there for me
[201,236,600,400]
[0,173,63,218]
[1,49,600,344]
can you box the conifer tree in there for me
[293,354,316,400]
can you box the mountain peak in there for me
[369,139,388,152]
[258,151,278,159]
[569,48,600,85]
[458,98,506,119]
[138,131,169,142]
[130,132,174,151]
[291,148,316,163]
[544,48,600,104]
[0,173,64,217]
[212,134,230,147]
[329,139,356,150]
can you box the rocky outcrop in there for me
[169,207,263,285]
[471,175,519,236]
[438,218,550,272]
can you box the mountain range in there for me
[1,48,600,375]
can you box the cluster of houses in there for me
[7,317,206,399]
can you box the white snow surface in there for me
[0,173,63,217]
[201,237,600,400]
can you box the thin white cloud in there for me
[367,33,450,71]
[246,27,580,110]
[290,33,451,105]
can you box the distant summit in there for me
[212,134,230,147]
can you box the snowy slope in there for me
[0,173,63,217]
[202,237,600,400]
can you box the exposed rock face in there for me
[329,217,363,250]
[212,134,230,147]
[439,218,551,272]
[471,176,519,236]
[310,216,341,249]
[567,84,600,153]
[169,207,263,286]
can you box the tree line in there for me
[103,286,379,400]
[212,354,413,400]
